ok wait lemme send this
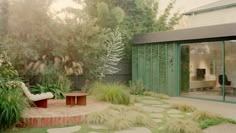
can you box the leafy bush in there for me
[91,82,130,105]
[32,65,71,99]
[143,91,170,99]
[0,52,19,80]
[0,80,29,129]
[171,103,197,112]
[85,105,152,130]
[163,119,203,133]
[129,80,146,95]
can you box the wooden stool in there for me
[65,93,87,106]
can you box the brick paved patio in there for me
[19,98,109,128]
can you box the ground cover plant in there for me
[143,91,170,99]
[163,119,203,133]
[85,105,153,130]
[129,80,146,95]
[193,110,236,129]
[90,82,130,105]
[171,103,197,112]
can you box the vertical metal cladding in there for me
[132,43,180,96]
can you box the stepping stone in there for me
[115,127,152,133]
[150,113,164,118]
[167,109,181,114]
[142,96,157,99]
[89,125,108,129]
[152,119,162,123]
[186,113,192,116]
[47,126,81,133]
[141,100,162,105]
[152,104,171,108]
[142,106,165,113]
[169,114,184,118]
[134,103,143,107]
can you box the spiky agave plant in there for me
[97,29,124,80]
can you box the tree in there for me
[0,0,8,36]
[83,0,182,59]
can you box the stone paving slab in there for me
[150,113,164,118]
[89,125,108,129]
[168,114,184,118]
[152,119,162,123]
[114,127,152,133]
[47,126,81,133]
[141,100,162,105]
[152,104,171,108]
[167,109,181,114]
[142,106,165,113]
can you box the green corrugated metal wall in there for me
[132,43,180,96]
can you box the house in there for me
[183,0,236,28]
[132,0,236,102]
[132,24,236,102]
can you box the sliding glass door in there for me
[180,41,224,101]
[224,41,236,102]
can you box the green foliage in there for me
[31,65,71,99]
[192,111,236,129]
[91,82,130,105]
[143,91,170,99]
[129,80,146,95]
[84,0,182,59]
[0,52,18,80]
[171,103,197,112]
[163,119,203,133]
[96,29,124,79]
[85,105,152,130]
[0,80,29,129]
[198,118,224,129]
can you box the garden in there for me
[1,0,236,133]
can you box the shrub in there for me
[128,80,146,95]
[86,105,152,130]
[91,82,130,105]
[0,52,19,80]
[163,119,203,133]
[171,103,197,112]
[143,91,170,99]
[0,80,29,129]
[193,111,220,121]
[33,65,71,99]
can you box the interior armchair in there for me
[218,74,231,86]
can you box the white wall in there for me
[182,7,236,28]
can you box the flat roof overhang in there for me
[133,23,236,45]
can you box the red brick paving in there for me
[19,99,109,128]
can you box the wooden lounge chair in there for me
[16,81,54,108]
